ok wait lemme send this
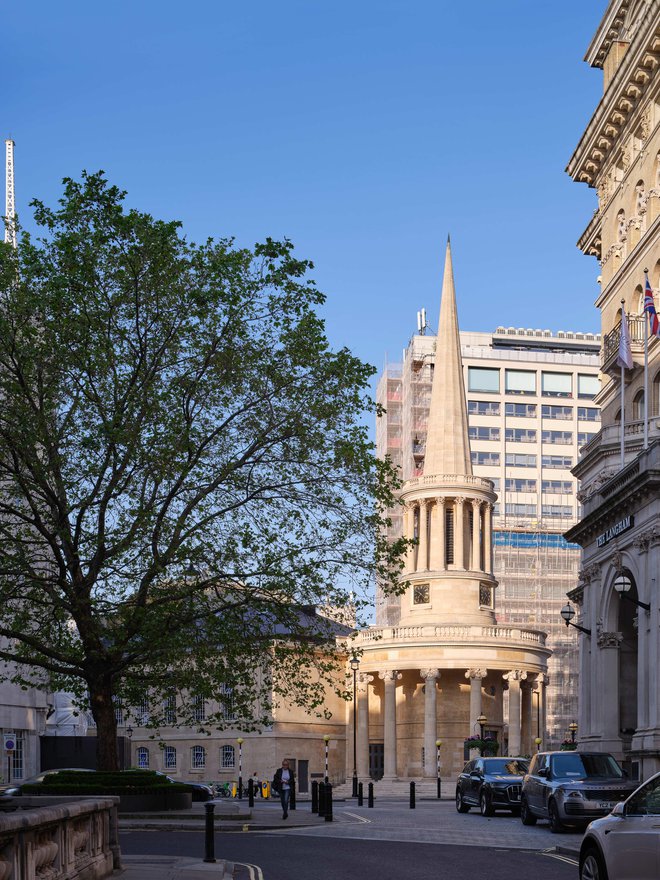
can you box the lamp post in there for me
[237,738,244,798]
[350,655,360,797]
[477,713,487,740]
[568,722,578,745]
[435,740,442,799]
[560,602,592,636]
[323,734,330,783]
[614,573,650,611]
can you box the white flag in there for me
[617,312,633,370]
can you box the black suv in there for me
[455,757,529,816]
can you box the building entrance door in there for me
[369,743,384,780]
[297,760,309,793]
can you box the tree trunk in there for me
[89,676,121,771]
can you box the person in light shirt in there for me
[272,759,295,819]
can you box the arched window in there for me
[615,409,622,423]
[163,746,176,770]
[636,180,646,214]
[617,209,626,242]
[221,745,235,769]
[652,370,660,417]
[191,746,206,770]
[136,747,149,769]
[633,390,645,421]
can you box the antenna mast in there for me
[5,138,16,248]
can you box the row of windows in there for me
[470,428,587,445]
[505,504,574,518]
[136,744,238,770]
[472,452,574,469]
[115,688,236,727]
[467,401,600,421]
[505,480,574,494]
[468,368,599,399]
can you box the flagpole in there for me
[620,360,625,470]
[644,268,649,450]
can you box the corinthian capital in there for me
[420,668,440,682]
[503,670,527,683]
[378,670,402,682]
[465,668,487,681]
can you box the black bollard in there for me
[318,781,326,817]
[248,778,254,807]
[203,802,216,863]
[409,780,416,809]
[311,780,318,813]
[352,773,358,798]
[290,782,296,811]
[368,782,374,808]
[238,778,243,800]
[437,777,442,800]
[324,782,333,822]
[357,781,363,807]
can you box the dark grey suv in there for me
[455,757,528,816]
[520,750,638,833]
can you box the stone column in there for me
[535,673,548,749]
[379,671,401,779]
[430,498,446,571]
[466,669,487,748]
[521,679,533,756]
[484,503,493,574]
[420,669,440,777]
[357,672,371,779]
[598,631,623,749]
[504,671,526,756]
[404,504,416,572]
[454,497,465,570]
[471,499,481,571]
[418,500,429,572]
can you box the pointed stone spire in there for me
[423,238,472,477]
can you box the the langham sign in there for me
[597,514,634,548]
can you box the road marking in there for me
[342,811,371,824]
[235,862,264,880]
[540,851,579,866]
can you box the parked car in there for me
[455,757,529,816]
[520,751,638,832]
[0,768,94,798]
[178,780,213,801]
[579,770,660,880]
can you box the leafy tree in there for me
[0,173,406,769]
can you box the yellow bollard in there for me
[261,781,270,799]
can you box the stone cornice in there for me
[585,0,634,69]
[567,10,660,187]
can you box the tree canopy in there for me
[0,173,406,768]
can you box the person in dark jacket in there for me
[272,759,295,819]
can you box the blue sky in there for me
[5,1,606,379]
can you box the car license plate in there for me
[599,801,615,809]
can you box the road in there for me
[120,801,581,879]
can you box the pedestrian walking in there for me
[272,759,295,819]
[251,772,260,796]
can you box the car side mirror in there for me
[470,771,481,779]
[611,802,625,817]
[537,768,548,778]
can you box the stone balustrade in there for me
[0,797,119,879]
[356,623,547,647]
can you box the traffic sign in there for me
[3,733,16,752]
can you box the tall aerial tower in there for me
[5,138,16,248]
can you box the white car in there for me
[579,770,660,880]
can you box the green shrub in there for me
[24,770,192,796]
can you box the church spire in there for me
[422,238,472,478]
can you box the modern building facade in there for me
[565,0,660,780]
[376,322,601,748]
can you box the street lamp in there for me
[560,602,592,636]
[350,655,360,797]
[435,740,442,799]
[126,726,133,739]
[568,722,578,744]
[476,713,487,740]
[323,734,330,783]
[534,737,542,752]
[613,574,650,611]
[236,738,244,798]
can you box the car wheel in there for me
[548,799,565,833]
[455,789,470,813]
[520,796,537,825]
[480,789,494,817]
[580,846,609,880]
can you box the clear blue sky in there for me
[5,1,605,378]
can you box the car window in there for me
[537,754,548,774]
[462,761,474,774]
[626,776,660,816]
[551,753,624,779]
[475,760,484,773]
[483,759,528,775]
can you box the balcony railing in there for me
[602,316,646,369]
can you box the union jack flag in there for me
[644,272,660,338]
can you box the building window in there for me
[221,745,236,769]
[445,507,454,564]
[469,426,500,441]
[11,733,24,780]
[479,584,493,608]
[578,432,597,447]
[468,400,500,416]
[505,403,537,417]
[542,430,572,445]
[135,699,150,726]
[413,583,430,605]
[542,405,573,420]
[542,455,572,469]
[653,370,660,417]
[137,747,149,769]
[164,694,176,725]
[505,453,537,468]
[471,451,501,467]
[542,480,573,494]
[192,695,206,723]
[505,370,536,395]
[468,367,500,393]
[114,699,124,726]
[542,505,573,518]
[163,746,177,770]
[505,504,537,517]
[578,374,599,399]
[505,428,536,443]
[577,406,600,422]
[191,746,206,770]
[221,684,236,722]
[505,479,537,493]
[633,390,645,421]
[541,372,572,397]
